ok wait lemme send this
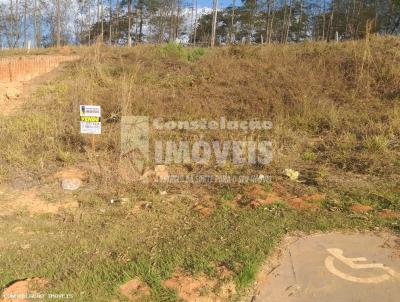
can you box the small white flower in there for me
[284,168,300,181]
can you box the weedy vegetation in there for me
[0,36,399,301]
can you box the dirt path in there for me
[0,56,82,216]
[0,185,79,217]
[0,56,77,116]
[0,166,88,217]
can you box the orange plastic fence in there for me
[0,56,78,82]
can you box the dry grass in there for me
[0,45,82,58]
[0,37,399,301]
[2,37,399,190]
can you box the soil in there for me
[1,278,49,302]
[0,56,76,116]
[164,270,236,302]
[351,203,374,213]
[236,184,325,210]
[119,278,151,301]
[0,187,79,217]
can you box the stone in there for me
[61,178,82,191]
[5,87,20,99]
[154,165,169,179]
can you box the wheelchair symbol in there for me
[325,248,399,284]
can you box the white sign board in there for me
[80,105,101,134]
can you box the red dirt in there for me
[287,194,325,209]
[0,55,78,116]
[245,184,271,200]
[0,187,79,217]
[164,270,236,302]
[236,184,324,209]
[1,278,49,302]
[351,203,374,213]
[0,56,78,82]
[378,209,400,219]
[119,278,150,301]
[193,204,214,216]
[53,167,88,181]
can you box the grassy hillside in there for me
[2,37,400,198]
[0,37,399,301]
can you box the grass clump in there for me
[160,43,206,62]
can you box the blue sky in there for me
[197,0,331,8]
[197,0,233,8]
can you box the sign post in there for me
[80,105,101,152]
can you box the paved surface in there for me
[254,233,400,302]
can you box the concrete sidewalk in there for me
[253,233,400,302]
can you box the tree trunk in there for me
[139,7,143,42]
[285,0,292,43]
[268,2,275,43]
[211,0,218,47]
[23,0,27,47]
[56,0,61,47]
[298,0,303,41]
[34,0,38,47]
[115,0,119,45]
[281,0,288,43]
[194,0,198,45]
[322,0,326,40]
[230,0,235,44]
[88,1,91,46]
[101,0,104,40]
[128,0,132,46]
[327,1,334,42]
[265,0,271,44]
[109,0,112,44]
[175,2,180,41]
[9,0,14,47]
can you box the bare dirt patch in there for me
[0,81,23,115]
[0,56,78,116]
[235,184,324,209]
[1,278,49,302]
[351,203,374,213]
[53,167,88,181]
[287,194,324,209]
[0,187,78,217]
[193,202,214,217]
[119,278,150,301]
[164,270,236,302]
[378,209,400,219]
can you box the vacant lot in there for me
[0,37,399,301]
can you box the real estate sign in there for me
[80,105,101,134]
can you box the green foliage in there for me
[160,43,206,62]
[302,151,316,161]
[187,48,206,62]
[222,191,235,201]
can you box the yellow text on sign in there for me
[80,116,101,122]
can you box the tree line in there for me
[0,0,399,48]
